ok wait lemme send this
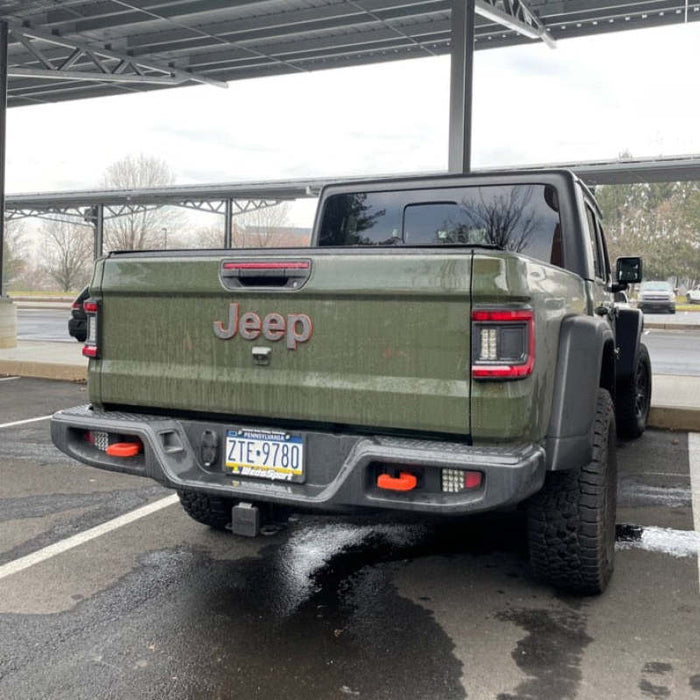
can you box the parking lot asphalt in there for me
[0,379,699,699]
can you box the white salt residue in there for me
[616,526,700,558]
[275,521,426,615]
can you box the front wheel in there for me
[528,389,617,595]
[615,343,651,439]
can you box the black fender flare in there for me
[615,307,644,382]
[545,315,615,471]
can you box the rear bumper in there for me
[639,301,675,313]
[51,405,546,516]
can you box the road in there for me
[644,328,700,376]
[644,310,700,326]
[0,378,699,699]
[16,307,700,376]
[17,307,73,343]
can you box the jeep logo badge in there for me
[214,303,313,350]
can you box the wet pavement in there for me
[0,378,699,699]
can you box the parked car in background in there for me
[686,286,700,304]
[68,287,89,342]
[638,280,676,314]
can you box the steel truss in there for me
[6,198,284,221]
[178,199,282,216]
[7,23,227,88]
[6,205,93,226]
[476,1,556,48]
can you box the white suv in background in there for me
[638,281,676,314]
[686,286,700,304]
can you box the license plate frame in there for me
[224,427,305,483]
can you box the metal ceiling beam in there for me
[52,0,446,41]
[118,2,451,60]
[475,0,556,47]
[7,23,228,88]
[9,67,186,84]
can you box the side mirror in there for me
[615,257,643,288]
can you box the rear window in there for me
[318,184,563,266]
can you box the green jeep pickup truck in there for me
[51,170,650,595]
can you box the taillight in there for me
[82,298,100,358]
[471,308,534,379]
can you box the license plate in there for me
[224,428,304,482]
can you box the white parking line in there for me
[0,376,19,382]
[689,433,700,591]
[0,494,179,581]
[0,414,53,430]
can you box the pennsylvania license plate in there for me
[224,428,304,482]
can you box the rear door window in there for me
[404,202,474,245]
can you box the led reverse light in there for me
[441,468,483,493]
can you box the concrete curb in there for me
[0,361,86,382]
[15,302,72,310]
[648,406,700,433]
[10,296,73,303]
[645,322,699,331]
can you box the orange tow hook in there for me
[377,472,417,492]
[106,441,142,458]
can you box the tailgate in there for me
[94,251,472,435]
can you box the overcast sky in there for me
[6,19,700,231]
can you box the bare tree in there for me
[101,154,183,251]
[2,219,27,291]
[192,224,226,249]
[235,202,291,247]
[42,218,92,292]
[188,203,293,249]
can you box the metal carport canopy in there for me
[8,153,700,217]
[2,1,699,107]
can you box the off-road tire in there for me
[528,389,617,595]
[177,489,232,531]
[615,343,651,439]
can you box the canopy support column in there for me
[224,199,233,247]
[0,19,15,349]
[0,20,7,293]
[448,0,476,174]
[94,204,104,259]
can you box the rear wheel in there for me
[615,343,651,439]
[528,389,617,595]
[177,489,232,531]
